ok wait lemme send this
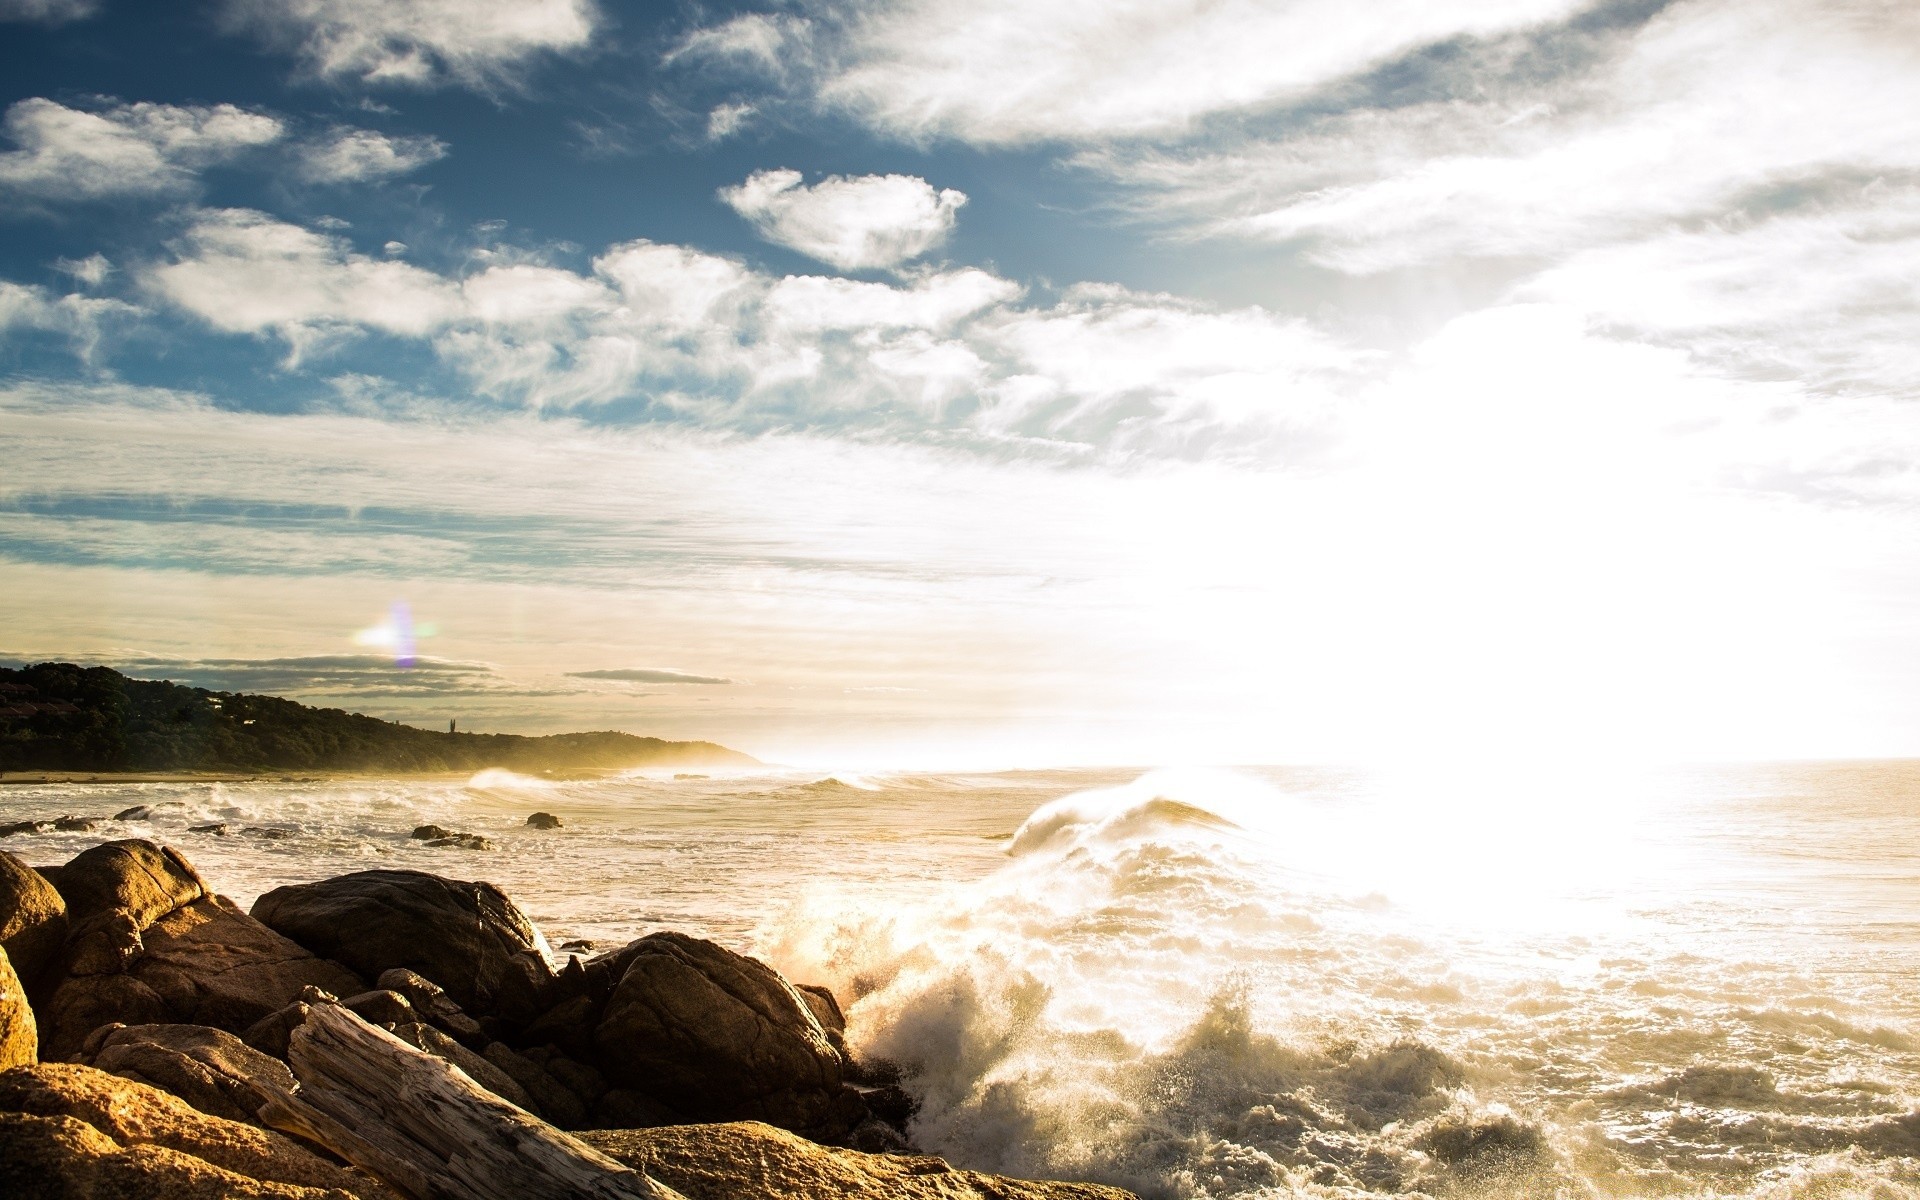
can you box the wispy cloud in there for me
[0,0,98,26]
[296,126,447,183]
[568,668,732,685]
[219,0,599,88]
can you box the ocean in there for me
[3,761,1918,1199]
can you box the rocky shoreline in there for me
[0,838,1135,1199]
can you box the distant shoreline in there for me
[0,767,657,786]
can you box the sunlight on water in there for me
[4,761,1918,1199]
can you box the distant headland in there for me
[0,662,756,776]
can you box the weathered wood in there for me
[258,1000,682,1200]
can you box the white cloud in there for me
[763,269,1018,333]
[297,126,447,183]
[0,0,97,24]
[666,13,806,73]
[0,279,141,360]
[809,0,1584,145]
[0,98,283,201]
[54,253,112,286]
[143,209,463,353]
[221,0,598,87]
[720,169,966,270]
[705,102,755,142]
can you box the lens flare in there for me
[351,599,437,667]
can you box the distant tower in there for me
[449,718,457,734]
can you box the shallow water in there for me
[4,761,1918,1199]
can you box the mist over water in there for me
[5,762,1919,1198]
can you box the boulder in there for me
[0,1111,358,1199]
[83,1023,295,1125]
[41,974,170,1062]
[581,1121,1139,1200]
[592,932,859,1139]
[130,896,365,1032]
[50,840,203,930]
[0,1062,399,1198]
[0,850,67,991]
[38,896,363,1060]
[484,1040,587,1127]
[526,812,563,830]
[0,945,36,1069]
[253,871,554,1026]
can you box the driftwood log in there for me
[257,1000,683,1200]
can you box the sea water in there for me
[3,762,1917,1199]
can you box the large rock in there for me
[582,1121,1138,1200]
[38,897,364,1060]
[0,1111,360,1199]
[0,851,67,992]
[253,871,555,1026]
[50,840,203,929]
[592,932,858,1139]
[83,1023,296,1125]
[40,973,170,1062]
[0,1062,398,1198]
[0,945,36,1069]
[132,896,365,1032]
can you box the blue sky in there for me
[3,0,1918,765]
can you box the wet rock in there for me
[0,820,50,837]
[0,1061,399,1198]
[525,812,563,829]
[795,984,849,1058]
[581,1121,1139,1200]
[243,827,294,841]
[374,968,486,1046]
[0,946,36,1069]
[113,805,154,821]
[253,871,555,1027]
[427,833,492,851]
[52,840,204,929]
[52,815,97,832]
[408,824,457,841]
[592,931,861,1140]
[593,1087,678,1129]
[190,822,231,835]
[0,849,68,991]
[83,1023,295,1125]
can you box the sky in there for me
[1,0,1918,767]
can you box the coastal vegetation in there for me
[0,663,752,774]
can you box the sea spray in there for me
[754,768,1920,1199]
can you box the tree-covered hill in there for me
[0,662,756,773]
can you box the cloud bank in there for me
[221,0,599,87]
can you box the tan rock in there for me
[51,840,204,930]
[40,973,170,1062]
[130,896,366,1032]
[84,1023,296,1125]
[0,1109,358,1198]
[0,1062,398,1199]
[582,1121,1139,1200]
[0,850,68,992]
[0,945,36,1069]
